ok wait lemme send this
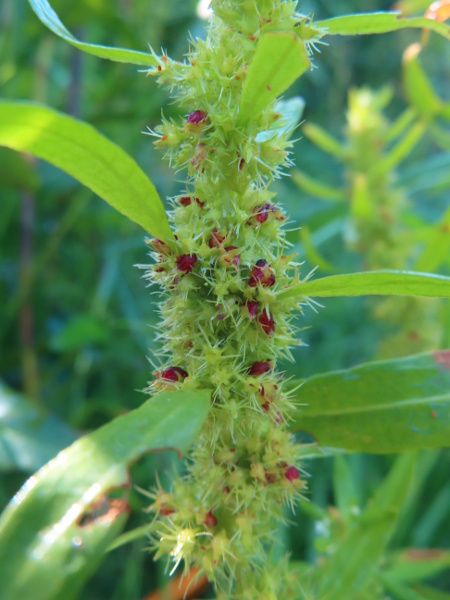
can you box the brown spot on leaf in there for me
[79,495,129,527]
[434,349,450,368]
[431,410,437,419]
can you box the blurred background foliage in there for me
[0,0,449,598]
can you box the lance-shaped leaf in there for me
[28,0,157,66]
[278,270,450,300]
[0,390,211,600]
[292,169,346,201]
[403,44,443,121]
[238,32,310,124]
[315,12,450,41]
[316,454,416,598]
[290,351,450,453]
[0,102,173,242]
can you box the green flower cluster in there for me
[142,1,309,597]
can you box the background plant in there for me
[0,1,449,599]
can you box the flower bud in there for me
[176,254,198,273]
[249,259,276,287]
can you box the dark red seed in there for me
[246,300,259,319]
[252,203,273,224]
[161,366,188,382]
[258,309,275,335]
[239,158,245,170]
[187,110,207,124]
[176,254,197,273]
[248,361,271,376]
[285,466,300,482]
[204,510,218,527]
[261,401,270,412]
[209,228,227,248]
[249,260,275,287]
[179,196,192,206]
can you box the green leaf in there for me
[289,351,450,453]
[292,169,346,201]
[28,0,157,66]
[238,32,310,124]
[303,122,348,159]
[0,102,173,242]
[0,390,211,600]
[376,121,425,174]
[0,382,77,473]
[278,270,450,300]
[383,548,450,584]
[254,97,305,142]
[413,585,450,600]
[317,453,416,598]
[299,226,338,273]
[403,45,443,121]
[415,207,450,272]
[315,12,450,41]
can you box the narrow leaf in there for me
[376,121,425,174]
[278,270,450,299]
[292,169,346,201]
[383,548,450,584]
[403,44,443,120]
[28,0,157,65]
[315,12,450,41]
[289,351,450,453]
[0,390,211,600]
[238,32,310,123]
[0,102,173,242]
[303,122,348,159]
[317,454,416,598]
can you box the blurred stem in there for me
[68,28,84,117]
[20,185,39,400]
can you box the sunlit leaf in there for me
[278,270,450,299]
[0,102,173,242]
[254,97,305,142]
[0,390,211,600]
[28,0,157,65]
[289,351,450,453]
[315,12,450,41]
[238,32,310,123]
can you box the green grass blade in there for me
[28,0,157,65]
[289,351,450,453]
[0,101,173,242]
[278,270,450,299]
[0,390,211,600]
